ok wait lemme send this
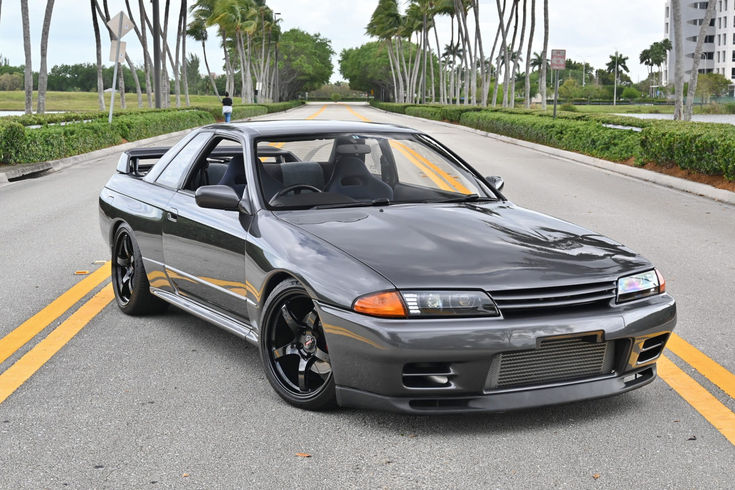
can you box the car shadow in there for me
[162,309,649,436]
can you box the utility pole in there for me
[152,0,161,108]
[613,50,618,106]
[274,12,280,103]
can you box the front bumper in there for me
[316,293,676,414]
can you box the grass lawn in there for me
[0,90,223,112]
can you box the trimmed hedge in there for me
[640,121,735,180]
[460,111,641,163]
[405,106,442,120]
[0,110,214,164]
[0,101,305,165]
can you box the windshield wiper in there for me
[313,198,391,209]
[432,194,495,203]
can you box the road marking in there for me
[0,284,114,405]
[306,105,328,120]
[667,333,735,399]
[343,104,370,122]
[657,355,735,445]
[0,262,111,366]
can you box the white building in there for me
[664,0,735,90]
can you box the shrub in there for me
[439,105,484,122]
[459,111,641,162]
[330,93,341,102]
[369,101,414,114]
[560,103,578,112]
[112,110,214,141]
[0,122,27,163]
[405,106,442,120]
[640,121,735,180]
[262,100,305,113]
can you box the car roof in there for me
[203,119,417,137]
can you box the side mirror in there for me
[485,175,504,192]
[195,185,240,211]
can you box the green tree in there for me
[340,42,393,98]
[621,86,641,100]
[695,73,731,103]
[558,78,581,101]
[278,29,333,100]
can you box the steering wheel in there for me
[269,184,323,205]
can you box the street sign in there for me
[106,11,134,39]
[551,49,566,70]
[109,41,126,63]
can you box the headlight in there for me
[353,290,499,318]
[402,290,499,317]
[617,269,666,303]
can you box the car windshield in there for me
[255,133,492,209]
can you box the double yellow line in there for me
[658,334,735,444]
[0,263,113,404]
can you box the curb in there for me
[0,107,302,185]
[370,107,735,207]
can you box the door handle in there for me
[166,208,178,222]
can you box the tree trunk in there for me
[433,25,443,104]
[246,33,254,103]
[223,41,234,96]
[236,31,248,103]
[494,0,509,107]
[37,0,55,114]
[386,39,399,102]
[524,0,536,108]
[202,39,220,100]
[133,0,153,107]
[91,0,105,110]
[672,0,684,120]
[510,0,526,108]
[21,0,32,115]
[684,0,716,120]
[472,0,488,107]
[540,0,549,110]
[181,0,189,106]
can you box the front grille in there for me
[489,280,617,314]
[486,335,615,390]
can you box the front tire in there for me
[260,279,336,410]
[111,223,167,315]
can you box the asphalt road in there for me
[1,102,733,488]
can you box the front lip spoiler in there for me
[335,365,656,415]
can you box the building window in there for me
[666,6,669,17]
[726,17,728,27]
[706,34,715,43]
[718,51,721,63]
[706,51,715,59]
[731,67,735,78]
[720,0,723,11]
[719,17,722,28]
[666,22,669,34]
[731,50,735,61]
[711,17,717,26]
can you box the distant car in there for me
[99,120,676,413]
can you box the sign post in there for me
[106,11,134,123]
[550,49,566,119]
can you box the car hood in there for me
[276,202,651,290]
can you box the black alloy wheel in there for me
[111,223,167,315]
[260,279,335,410]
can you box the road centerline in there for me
[0,262,111,365]
[0,284,114,405]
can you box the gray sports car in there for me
[99,120,676,413]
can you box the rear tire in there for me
[260,279,336,411]
[111,223,168,315]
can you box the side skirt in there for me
[151,288,259,345]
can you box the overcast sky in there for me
[0,1,664,84]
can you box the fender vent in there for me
[403,362,455,388]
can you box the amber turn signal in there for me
[353,291,407,318]
[656,269,666,294]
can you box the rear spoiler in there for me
[116,147,170,176]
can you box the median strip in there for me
[0,262,111,365]
[0,284,114,404]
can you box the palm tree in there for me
[212,0,257,103]
[672,0,684,119]
[606,52,629,74]
[530,51,548,72]
[90,0,105,110]
[524,0,535,108]
[540,0,548,109]
[37,0,56,114]
[685,0,716,120]
[188,13,219,99]
[21,0,32,114]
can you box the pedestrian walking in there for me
[222,92,233,123]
